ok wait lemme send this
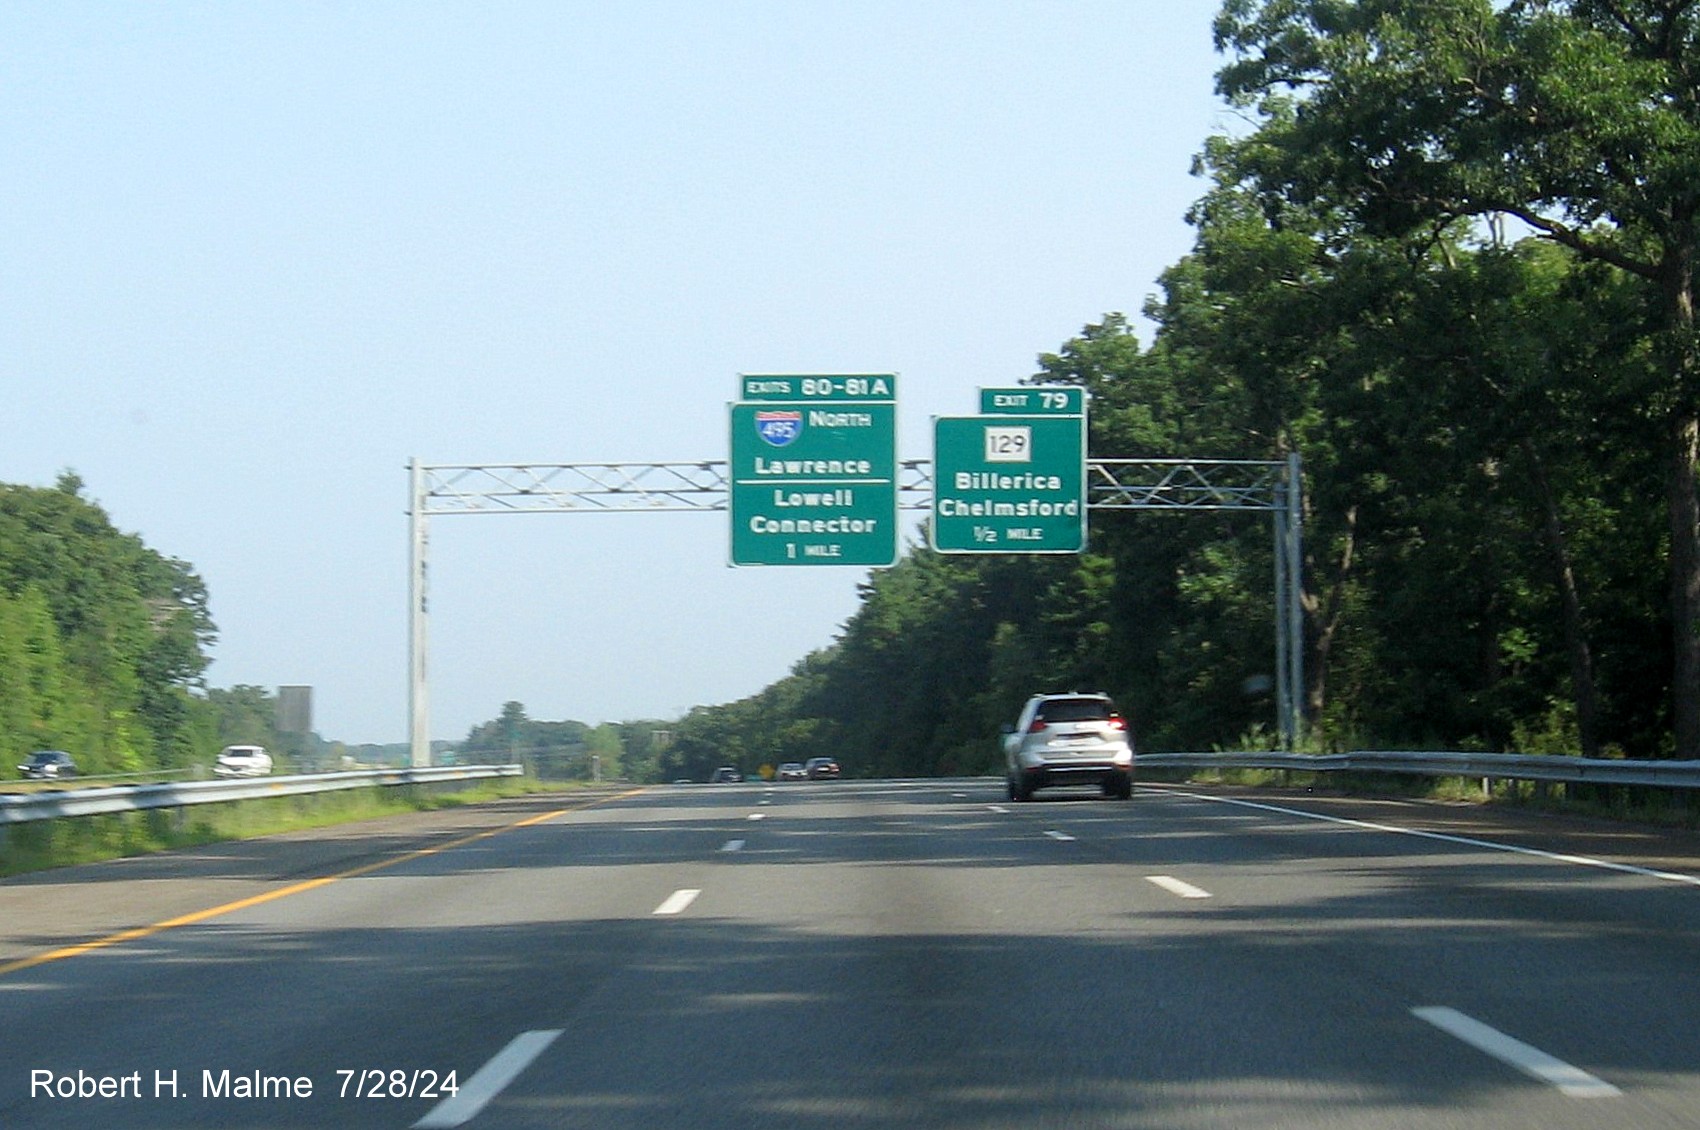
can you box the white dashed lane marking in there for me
[1146,875,1212,899]
[413,1029,563,1128]
[652,889,701,916]
[1413,1007,1621,1098]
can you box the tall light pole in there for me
[408,458,431,768]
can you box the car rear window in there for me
[1035,698,1116,723]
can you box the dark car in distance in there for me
[805,757,841,780]
[18,750,78,779]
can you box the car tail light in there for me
[1027,719,1049,733]
[1106,716,1127,731]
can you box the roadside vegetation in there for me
[660,2,1700,785]
[0,774,561,879]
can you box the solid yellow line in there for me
[0,786,648,979]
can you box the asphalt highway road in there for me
[3,779,1700,1128]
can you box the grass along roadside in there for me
[0,774,587,879]
[1142,764,1700,830]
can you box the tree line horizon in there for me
[6,2,1696,785]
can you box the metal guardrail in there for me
[1137,750,1700,788]
[0,765,524,825]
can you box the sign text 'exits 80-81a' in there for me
[729,374,898,567]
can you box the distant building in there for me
[277,686,313,735]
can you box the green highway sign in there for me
[979,386,1085,415]
[931,394,1086,554]
[729,374,898,566]
[740,373,895,402]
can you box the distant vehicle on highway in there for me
[776,762,807,781]
[805,757,841,780]
[213,744,273,778]
[1002,692,1134,801]
[708,766,743,783]
[18,750,77,779]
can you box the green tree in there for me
[0,476,217,771]
[1035,307,1286,749]
[206,685,278,747]
[1163,134,1665,753]
[1214,0,1700,754]
[459,703,597,778]
[586,724,624,780]
[0,586,89,760]
[611,720,675,783]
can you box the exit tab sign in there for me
[729,374,898,567]
[742,374,895,401]
[980,386,1084,415]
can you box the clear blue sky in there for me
[3,2,1230,745]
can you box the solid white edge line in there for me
[1166,788,1700,887]
[413,1028,565,1128]
[652,888,701,916]
[1146,874,1212,899]
[1412,1007,1621,1098]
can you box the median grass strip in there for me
[0,775,582,879]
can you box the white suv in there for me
[1002,693,1134,801]
[213,744,273,778]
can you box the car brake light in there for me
[1028,719,1048,733]
[1107,716,1127,731]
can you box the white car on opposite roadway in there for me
[213,744,273,778]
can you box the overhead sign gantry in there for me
[408,379,1304,767]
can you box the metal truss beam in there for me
[1087,459,1286,511]
[419,461,729,514]
[417,458,1286,514]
